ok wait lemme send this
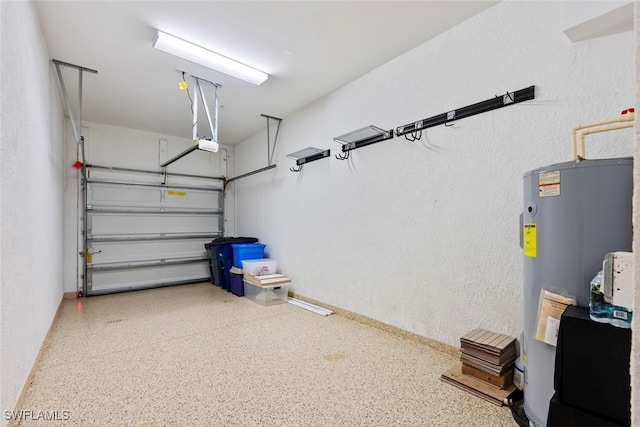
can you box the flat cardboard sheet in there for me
[440,366,516,406]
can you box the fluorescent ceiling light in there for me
[153,30,268,86]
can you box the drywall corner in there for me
[0,0,4,419]
[632,3,640,425]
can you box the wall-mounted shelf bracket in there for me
[286,147,330,172]
[225,164,277,186]
[395,85,535,137]
[333,125,394,160]
[53,59,98,161]
[262,114,282,166]
[224,114,282,188]
[53,59,98,298]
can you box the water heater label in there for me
[524,223,537,257]
[538,170,560,197]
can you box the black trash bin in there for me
[204,237,258,290]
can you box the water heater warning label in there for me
[524,223,537,258]
[539,170,560,197]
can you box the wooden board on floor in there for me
[440,366,516,406]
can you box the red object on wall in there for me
[73,161,83,169]
[621,108,635,115]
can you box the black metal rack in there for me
[333,125,394,160]
[395,85,535,137]
[286,147,331,172]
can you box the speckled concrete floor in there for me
[13,283,515,426]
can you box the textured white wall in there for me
[62,121,235,293]
[0,0,4,416]
[233,1,635,347]
[0,1,65,424]
[0,0,4,417]
[632,3,639,425]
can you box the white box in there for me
[243,280,288,306]
[241,258,277,279]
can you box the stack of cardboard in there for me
[245,273,291,287]
[440,329,517,406]
[460,328,516,388]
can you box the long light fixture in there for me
[153,30,268,86]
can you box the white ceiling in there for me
[35,1,498,145]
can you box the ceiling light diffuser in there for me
[153,30,268,86]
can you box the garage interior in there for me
[1,1,639,426]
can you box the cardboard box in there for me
[461,363,513,390]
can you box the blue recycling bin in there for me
[231,243,267,268]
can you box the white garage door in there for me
[84,166,223,295]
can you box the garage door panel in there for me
[89,170,163,185]
[163,188,221,210]
[88,262,209,295]
[87,168,223,189]
[89,239,210,264]
[164,176,223,189]
[90,183,162,207]
[89,213,219,236]
[84,169,223,296]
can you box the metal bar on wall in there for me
[225,164,277,187]
[395,85,535,137]
[224,115,282,187]
[86,179,223,192]
[160,145,199,168]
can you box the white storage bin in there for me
[243,280,288,306]
[241,258,277,279]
